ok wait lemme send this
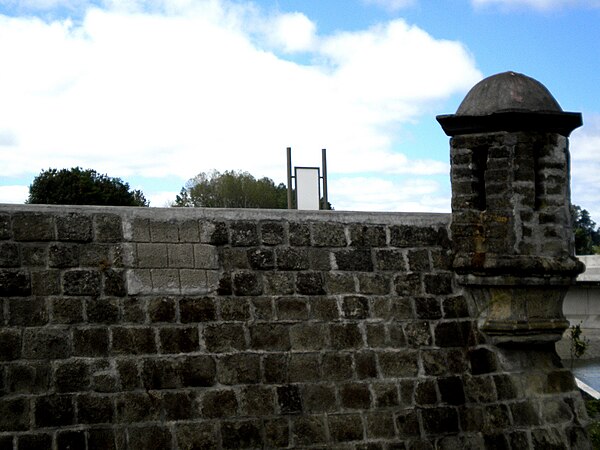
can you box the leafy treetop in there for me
[27,167,149,207]
[571,204,600,255]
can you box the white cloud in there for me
[471,0,600,11]
[0,185,29,204]
[362,0,417,12]
[0,0,480,211]
[570,115,600,221]
[332,176,449,212]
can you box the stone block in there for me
[48,242,79,268]
[328,413,363,442]
[218,353,261,385]
[136,243,168,268]
[175,423,218,450]
[302,384,337,413]
[340,383,371,409]
[180,355,216,387]
[390,224,443,247]
[94,214,122,242]
[57,430,86,450]
[87,428,118,450]
[378,351,418,378]
[435,321,475,348]
[247,248,275,270]
[405,321,431,347]
[132,218,150,242]
[415,297,442,320]
[290,323,328,350]
[341,295,370,319]
[366,411,396,439]
[263,353,288,383]
[21,244,48,266]
[63,269,101,296]
[126,269,152,295]
[180,296,216,322]
[230,221,259,246]
[330,323,363,349]
[193,244,219,269]
[54,359,90,392]
[288,353,320,382]
[424,272,454,295]
[221,419,262,449]
[8,297,48,326]
[116,359,141,390]
[0,397,30,431]
[415,379,438,405]
[321,353,353,381]
[308,247,332,271]
[0,213,10,239]
[6,363,50,394]
[366,323,386,347]
[291,415,327,446]
[442,295,470,318]
[161,391,197,420]
[264,418,289,448]
[260,221,285,245]
[277,384,302,414]
[0,269,31,296]
[12,212,54,241]
[296,272,325,295]
[309,296,339,320]
[122,298,145,323]
[240,385,276,416]
[204,323,247,353]
[438,376,465,406]
[73,327,109,357]
[159,326,199,354]
[151,268,180,293]
[324,272,355,294]
[149,220,179,242]
[394,272,422,296]
[289,222,310,246]
[264,272,294,295]
[127,426,173,450]
[102,269,126,296]
[421,407,459,435]
[23,327,71,359]
[178,219,200,242]
[35,395,74,427]
[0,242,19,267]
[167,243,194,268]
[312,222,346,247]
[219,297,250,321]
[357,273,390,294]
[355,351,378,379]
[87,297,120,324]
[202,389,238,418]
[16,434,52,449]
[334,249,373,271]
[111,326,157,355]
[76,394,114,424]
[141,357,181,389]
[232,271,263,296]
[276,297,308,320]
[373,382,399,407]
[276,247,309,271]
[349,224,387,247]
[56,213,93,242]
[375,249,406,271]
[148,296,176,322]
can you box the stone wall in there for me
[0,204,590,449]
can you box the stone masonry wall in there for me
[0,204,589,449]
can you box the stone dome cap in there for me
[456,71,562,115]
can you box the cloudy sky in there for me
[0,0,599,219]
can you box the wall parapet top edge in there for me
[0,203,451,226]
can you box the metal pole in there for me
[322,148,328,210]
[286,147,293,209]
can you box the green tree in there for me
[571,204,600,255]
[27,167,149,206]
[174,170,288,209]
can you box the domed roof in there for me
[456,71,562,116]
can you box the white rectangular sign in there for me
[295,167,320,210]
